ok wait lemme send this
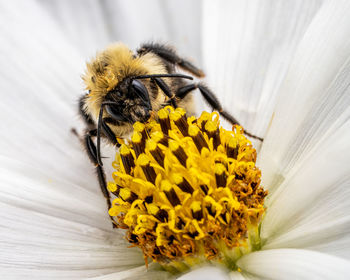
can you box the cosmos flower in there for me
[1,0,350,280]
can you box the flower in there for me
[1,1,350,280]
[108,108,267,272]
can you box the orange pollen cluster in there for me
[108,106,267,270]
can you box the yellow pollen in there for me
[120,144,131,156]
[160,180,173,192]
[108,106,268,273]
[190,201,202,213]
[150,131,164,143]
[172,173,183,185]
[119,188,131,201]
[131,131,142,143]
[169,139,180,151]
[146,139,157,151]
[215,163,226,175]
[133,121,145,133]
[228,137,238,148]
[147,204,160,216]
[137,153,150,166]
[188,124,200,136]
[158,108,168,119]
[205,120,217,133]
[169,111,182,122]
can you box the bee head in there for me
[104,78,152,124]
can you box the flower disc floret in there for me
[108,107,267,271]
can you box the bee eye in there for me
[105,105,127,122]
[131,79,150,104]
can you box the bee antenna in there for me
[96,101,120,166]
[132,74,194,80]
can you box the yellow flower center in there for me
[108,106,267,272]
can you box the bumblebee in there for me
[78,42,262,224]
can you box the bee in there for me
[78,42,262,225]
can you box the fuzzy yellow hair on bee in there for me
[82,43,167,119]
[77,42,261,227]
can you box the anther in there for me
[188,125,209,153]
[169,140,188,167]
[215,163,227,188]
[200,184,209,195]
[198,111,211,132]
[156,209,169,222]
[151,131,168,147]
[147,204,169,222]
[120,144,135,174]
[190,202,203,221]
[132,132,146,158]
[133,121,147,140]
[205,121,221,150]
[119,188,138,203]
[158,108,171,135]
[108,182,122,197]
[146,139,165,167]
[172,173,194,194]
[137,154,157,184]
[161,180,181,207]
[227,137,239,159]
[170,111,189,137]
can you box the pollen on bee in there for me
[108,107,267,272]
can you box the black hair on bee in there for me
[77,42,262,227]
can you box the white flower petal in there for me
[262,175,350,259]
[202,0,322,136]
[0,1,89,177]
[87,264,169,280]
[177,266,230,280]
[258,0,350,190]
[237,249,350,280]
[260,116,350,256]
[0,157,144,279]
[38,0,111,56]
[40,0,202,62]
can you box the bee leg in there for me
[175,83,263,141]
[153,77,178,108]
[84,129,118,228]
[101,118,121,147]
[137,43,205,78]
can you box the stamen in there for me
[172,173,194,194]
[158,108,171,135]
[170,111,189,137]
[161,180,181,207]
[169,140,188,167]
[147,139,165,167]
[120,144,135,174]
[132,132,146,158]
[197,111,211,132]
[190,201,203,221]
[205,120,221,150]
[188,124,209,152]
[137,154,157,184]
[200,184,209,195]
[215,163,227,188]
[151,131,169,147]
[134,121,147,140]
[227,137,239,159]
[119,188,138,203]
